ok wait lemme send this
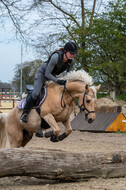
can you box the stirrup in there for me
[20,113,28,123]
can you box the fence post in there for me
[0,93,2,107]
[13,99,15,108]
[110,91,116,101]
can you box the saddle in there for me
[17,85,51,130]
[17,85,47,110]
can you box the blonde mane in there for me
[47,70,93,86]
[60,70,93,85]
[61,70,97,97]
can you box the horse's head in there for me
[78,84,101,123]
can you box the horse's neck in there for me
[65,81,84,97]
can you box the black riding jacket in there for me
[37,51,74,83]
[45,51,75,82]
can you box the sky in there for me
[0,0,109,84]
[0,30,36,83]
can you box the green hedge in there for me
[97,93,126,102]
[116,94,126,101]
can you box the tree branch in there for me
[0,0,26,41]
[48,0,81,29]
[86,0,96,35]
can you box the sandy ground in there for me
[0,130,126,190]
[0,98,126,189]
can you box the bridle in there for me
[61,85,95,119]
[78,91,95,119]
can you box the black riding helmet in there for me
[64,41,78,54]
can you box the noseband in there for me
[61,85,95,118]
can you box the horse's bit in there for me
[61,85,95,119]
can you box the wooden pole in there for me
[0,93,2,107]
[0,149,126,181]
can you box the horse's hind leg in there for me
[6,122,23,148]
[21,129,33,147]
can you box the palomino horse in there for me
[0,113,8,148]
[0,70,100,148]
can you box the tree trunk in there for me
[0,148,126,181]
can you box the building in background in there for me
[0,83,12,98]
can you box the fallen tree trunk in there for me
[0,148,126,181]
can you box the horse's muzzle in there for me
[88,118,93,123]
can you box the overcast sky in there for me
[0,0,109,84]
[0,30,36,83]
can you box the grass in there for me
[114,131,126,134]
[97,93,126,102]
[97,93,109,99]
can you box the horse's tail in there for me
[0,113,8,148]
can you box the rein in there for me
[61,85,95,118]
[61,85,78,108]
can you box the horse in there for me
[0,113,8,148]
[0,70,100,148]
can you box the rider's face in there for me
[66,51,75,60]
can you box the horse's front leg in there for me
[43,114,60,142]
[58,117,72,141]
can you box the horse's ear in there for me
[95,84,101,91]
[85,84,89,91]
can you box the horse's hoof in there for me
[44,131,53,138]
[57,133,67,141]
[35,132,43,138]
[50,135,58,142]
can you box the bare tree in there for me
[0,0,25,41]
[31,0,103,69]
[0,0,104,67]
[0,0,46,42]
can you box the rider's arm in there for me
[45,53,59,83]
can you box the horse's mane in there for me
[62,70,97,97]
[46,70,97,97]
[60,70,93,85]
[47,70,93,86]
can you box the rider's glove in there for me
[57,80,67,86]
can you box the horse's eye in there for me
[86,99,90,103]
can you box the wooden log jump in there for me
[0,149,126,181]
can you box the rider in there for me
[20,41,78,123]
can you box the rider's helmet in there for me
[64,41,78,54]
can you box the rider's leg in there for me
[20,94,36,123]
[20,72,45,123]
[33,72,46,135]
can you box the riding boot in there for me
[20,94,36,123]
